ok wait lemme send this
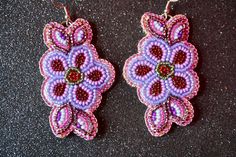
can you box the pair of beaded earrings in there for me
[39,0,199,140]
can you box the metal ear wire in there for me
[51,0,73,26]
[163,0,179,19]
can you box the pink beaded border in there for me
[123,12,199,137]
[40,18,115,140]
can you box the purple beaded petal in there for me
[49,104,74,138]
[123,55,156,87]
[168,42,198,72]
[68,45,97,72]
[167,71,199,99]
[84,59,115,92]
[69,83,102,112]
[42,78,70,107]
[137,75,169,107]
[40,50,68,78]
[138,36,171,64]
[73,110,98,141]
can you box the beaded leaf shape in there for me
[123,12,199,137]
[40,18,115,140]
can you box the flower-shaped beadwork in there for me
[39,18,115,140]
[123,12,199,137]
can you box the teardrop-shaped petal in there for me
[73,110,98,140]
[49,104,74,138]
[43,22,70,52]
[138,75,169,107]
[84,59,115,93]
[167,15,189,45]
[141,12,167,38]
[41,78,70,107]
[138,36,171,64]
[123,54,156,87]
[168,71,199,100]
[68,44,98,71]
[39,50,68,77]
[69,83,102,112]
[66,18,93,46]
[145,105,172,137]
[169,97,194,126]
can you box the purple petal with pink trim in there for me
[66,18,93,46]
[168,42,198,72]
[43,22,70,52]
[166,15,189,45]
[123,54,156,87]
[169,97,194,126]
[73,110,98,141]
[145,104,172,137]
[141,12,167,38]
[39,50,68,78]
[49,104,74,138]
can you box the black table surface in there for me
[0,0,236,156]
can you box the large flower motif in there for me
[39,19,115,140]
[123,12,199,136]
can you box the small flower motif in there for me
[123,12,200,136]
[40,19,115,140]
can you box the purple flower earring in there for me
[123,0,200,137]
[39,1,115,140]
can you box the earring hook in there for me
[51,0,73,26]
[163,0,179,19]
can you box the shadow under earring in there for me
[39,1,115,140]
[123,0,199,137]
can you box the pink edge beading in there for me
[40,19,115,140]
[73,110,98,141]
[49,104,74,138]
[144,97,194,137]
[145,104,172,137]
[166,14,190,45]
[66,18,93,46]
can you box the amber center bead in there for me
[156,62,175,80]
[65,68,83,84]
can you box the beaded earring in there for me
[39,1,115,140]
[123,0,199,137]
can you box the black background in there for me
[0,0,236,156]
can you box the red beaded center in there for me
[135,65,152,76]
[172,76,187,89]
[51,59,65,71]
[150,45,163,60]
[150,81,162,96]
[65,68,83,84]
[88,70,103,81]
[75,53,86,68]
[76,87,89,102]
[173,50,187,64]
[53,83,66,96]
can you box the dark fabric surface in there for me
[0,0,236,156]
